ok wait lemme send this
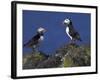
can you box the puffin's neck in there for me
[67,24,73,30]
[38,33,44,36]
[65,25,69,29]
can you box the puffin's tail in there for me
[78,38,82,41]
[23,43,28,47]
[23,43,27,47]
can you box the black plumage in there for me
[68,21,82,41]
[24,33,43,48]
[24,27,46,51]
[63,18,82,42]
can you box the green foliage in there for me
[60,44,91,67]
[23,44,91,69]
[23,52,47,69]
[63,57,73,67]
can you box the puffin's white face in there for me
[63,19,70,25]
[37,27,46,33]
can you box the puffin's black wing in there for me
[68,23,82,41]
[74,32,82,41]
[24,34,40,47]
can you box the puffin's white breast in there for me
[39,36,44,41]
[66,27,72,40]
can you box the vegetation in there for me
[23,43,91,69]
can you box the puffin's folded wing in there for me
[24,34,40,47]
[74,32,82,41]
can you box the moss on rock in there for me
[23,43,91,69]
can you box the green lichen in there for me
[63,57,73,67]
[23,44,91,69]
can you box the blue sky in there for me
[23,10,91,55]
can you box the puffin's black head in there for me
[37,27,46,35]
[63,18,72,26]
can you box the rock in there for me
[57,44,91,67]
[36,56,62,68]
[23,52,48,69]
[23,43,91,69]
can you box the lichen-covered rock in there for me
[36,56,62,68]
[56,44,91,67]
[23,52,48,69]
[23,43,91,69]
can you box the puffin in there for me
[63,18,82,43]
[24,27,46,51]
